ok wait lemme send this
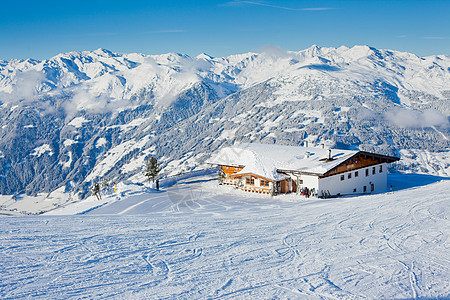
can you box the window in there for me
[363,186,367,192]
[260,179,269,187]
[379,165,383,173]
[353,188,357,193]
[298,179,303,184]
[340,175,345,181]
[365,169,369,176]
[355,171,358,177]
[246,178,255,185]
[372,167,376,175]
[348,173,352,179]
[371,183,374,192]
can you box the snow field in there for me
[0,187,76,216]
[1,173,449,299]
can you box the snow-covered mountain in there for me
[0,45,449,198]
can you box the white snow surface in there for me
[62,139,77,147]
[1,172,449,299]
[95,137,107,148]
[67,116,90,128]
[30,144,53,157]
[0,186,76,215]
[62,151,72,168]
[208,143,357,180]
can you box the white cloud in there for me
[0,70,60,113]
[0,70,46,104]
[384,108,448,128]
[260,45,291,59]
[63,87,125,118]
[422,109,449,127]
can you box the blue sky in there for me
[1,0,448,60]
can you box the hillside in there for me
[0,45,449,200]
[1,173,449,298]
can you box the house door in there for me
[370,183,374,192]
[280,180,290,193]
[292,180,297,193]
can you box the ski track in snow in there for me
[0,174,449,299]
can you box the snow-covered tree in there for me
[270,182,278,197]
[218,168,226,185]
[144,156,161,183]
[235,178,244,190]
[91,182,101,200]
[100,179,110,189]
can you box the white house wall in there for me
[318,163,388,196]
[288,174,319,191]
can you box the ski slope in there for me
[1,173,449,299]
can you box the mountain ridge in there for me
[0,45,448,198]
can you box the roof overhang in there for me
[229,172,277,182]
[356,151,400,163]
[211,163,246,168]
[277,169,322,177]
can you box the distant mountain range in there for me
[0,45,449,198]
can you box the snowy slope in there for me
[1,173,449,299]
[0,45,448,201]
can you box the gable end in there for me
[320,151,399,178]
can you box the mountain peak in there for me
[93,48,116,57]
[196,53,215,60]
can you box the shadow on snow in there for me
[388,173,449,192]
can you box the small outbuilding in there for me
[208,143,399,197]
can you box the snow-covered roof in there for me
[207,143,358,181]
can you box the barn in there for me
[207,143,400,197]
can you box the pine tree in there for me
[91,182,101,200]
[270,182,278,197]
[235,177,244,190]
[218,168,226,185]
[144,156,161,183]
[100,179,110,189]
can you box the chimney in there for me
[327,149,332,160]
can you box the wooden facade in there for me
[229,172,272,182]
[220,165,243,186]
[221,165,244,176]
[320,152,399,178]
